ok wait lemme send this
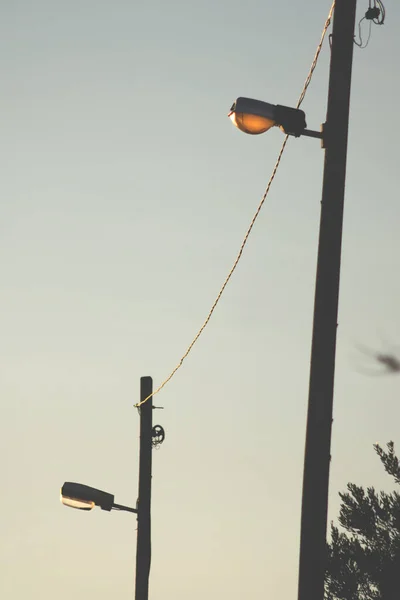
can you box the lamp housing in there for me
[229,97,276,135]
[229,97,307,137]
[61,482,114,512]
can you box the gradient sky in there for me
[1,1,400,599]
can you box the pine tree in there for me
[325,442,400,600]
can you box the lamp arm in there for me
[302,128,323,139]
[111,502,138,514]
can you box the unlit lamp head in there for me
[229,97,307,137]
[60,482,114,512]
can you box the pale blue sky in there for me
[1,1,400,599]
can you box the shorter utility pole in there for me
[135,376,153,600]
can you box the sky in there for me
[1,1,400,599]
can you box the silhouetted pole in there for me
[135,377,153,600]
[297,2,357,600]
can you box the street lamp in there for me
[60,376,162,600]
[229,2,357,600]
[61,481,137,513]
[229,97,322,139]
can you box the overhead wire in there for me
[135,0,336,408]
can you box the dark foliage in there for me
[325,442,400,600]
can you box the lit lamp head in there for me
[229,97,307,137]
[229,97,276,135]
[60,482,114,512]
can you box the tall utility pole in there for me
[297,2,357,600]
[135,376,153,600]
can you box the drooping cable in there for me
[353,17,372,49]
[372,0,385,24]
[135,1,336,408]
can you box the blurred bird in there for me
[355,344,400,376]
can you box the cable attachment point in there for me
[152,424,165,448]
[365,7,381,20]
[354,0,385,49]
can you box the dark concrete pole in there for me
[135,377,153,600]
[297,2,357,599]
